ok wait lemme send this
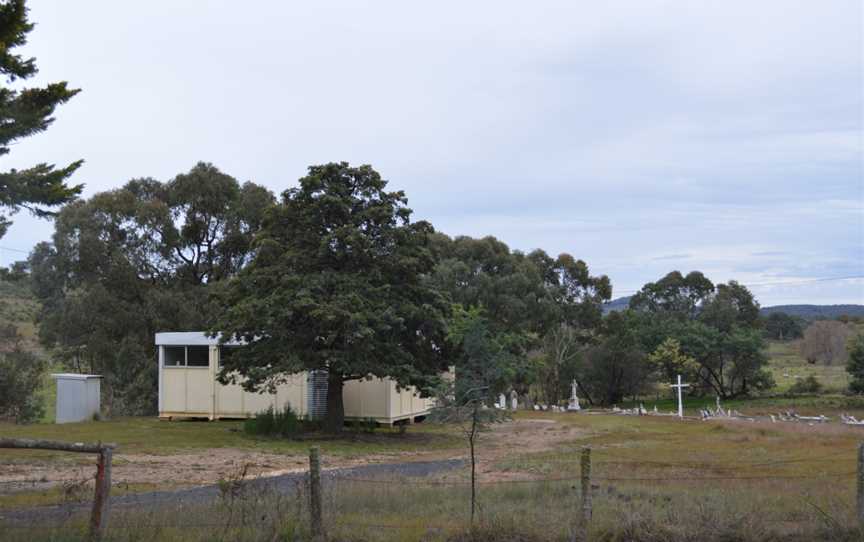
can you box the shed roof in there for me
[154,331,243,346]
[51,373,102,380]
[155,332,218,346]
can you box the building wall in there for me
[157,344,434,423]
[55,377,101,424]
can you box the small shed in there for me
[156,332,437,425]
[52,374,102,424]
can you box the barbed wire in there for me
[332,470,855,486]
[500,448,855,470]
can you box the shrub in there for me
[0,348,47,423]
[243,405,303,438]
[848,334,864,394]
[789,374,823,395]
[354,417,378,434]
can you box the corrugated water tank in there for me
[306,370,328,420]
[51,374,102,423]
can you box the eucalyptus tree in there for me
[630,272,772,398]
[212,163,451,433]
[629,270,714,320]
[0,0,83,238]
[429,236,611,403]
[30,163,273,414]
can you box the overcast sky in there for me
[2,1,862,305]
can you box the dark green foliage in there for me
[788,375,823,395]
[576,309,655,405]
[353,417,378,434]
[629,270,714,319]
[430,236,610,337]
[763,311,804,340]
[445,305,524,401]
[212,163,450,433]
[243,405,303,438]
[0,260,27,282]
[430,235,610,403]
[846,334,864,394]
[0,327,46,423]
[625,272,772,398]
[0,0,83,238]
[30,163,273,415]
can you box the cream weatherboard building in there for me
[156,332,436,425]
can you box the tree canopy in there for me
[211,162,451,432]
[30,163,272,414]
[0,0,83,238]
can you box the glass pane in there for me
[164,346,185,366]
[186,346,210,367]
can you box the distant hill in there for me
[601,296,863,321]
[602,296,632,314]
[759,304,864,320]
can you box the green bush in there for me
[352,417,378,434]
[789,374,823,395]
[243,405,303,438]
[0,348,47,424]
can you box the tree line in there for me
[4,159,786,429]
[1,1,862,428]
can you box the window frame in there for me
[163,346,187,368]
[162,345,212,369]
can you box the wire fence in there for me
[1,445,861,540]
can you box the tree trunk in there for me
[323,372,344,433]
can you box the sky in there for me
[2,1,862,306]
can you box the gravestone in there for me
[567,380,582,412]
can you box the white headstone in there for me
[498,393,506,410]
[567,380,582,411]
[509,390,519,411]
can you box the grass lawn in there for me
[0,417,462,460]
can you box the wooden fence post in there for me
[309,446,324,540]
[0,438,115,541]
[858,442,864,530]
[89,446,113,540]
[581,446,592,539]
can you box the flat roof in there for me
[155,332,244,346]
[51,373,102,380]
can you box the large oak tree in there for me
[211,163,451,433]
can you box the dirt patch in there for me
[448,417,589,483]
[0,417,589,494]
[0,448,441,495]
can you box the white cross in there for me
[669,374,690,418]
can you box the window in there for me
[186,346,210,367]
[164,346,185,367]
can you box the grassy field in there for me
[4,411,862,541]
[0,417,461,459]
[766,340,851,393]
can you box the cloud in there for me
[0,0,859,306]
[651,254,692,261]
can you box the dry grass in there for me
[4,412,864,541]
[767,340,851,393]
